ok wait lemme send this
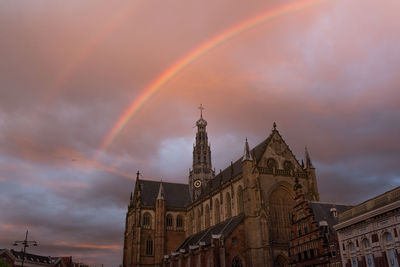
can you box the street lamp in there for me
[13,230,38,267]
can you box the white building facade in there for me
[334,187,400,267]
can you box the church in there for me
[122,108,320,267]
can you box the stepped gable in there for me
[176,214,244,251]
[309,202,353,232]
[200,134,273,198]
[139,180,191,208]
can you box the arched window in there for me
[232,256,243,267]
[196,208,201,232]
[187,213,193,235]
[267,158,277,169]
[269,187,294,243]
[283,160,293,171]
[176,215,183,228]
[205,204,210,228]
[349,242,355,252]
[363,238,371,249]
[237,186,244,214]
[226,192,232,218]
[166,214,173,228]
[142,212,151,229]
[214,199,220,224]
[145,237,153,255]
[384,232,393,244]
[384,232,399,267]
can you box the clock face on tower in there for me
[194,179,202,188]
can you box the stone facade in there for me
[123,112,320,267]
[290,179,352,267]
[334,187,400,267]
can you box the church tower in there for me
[189,105,215,201]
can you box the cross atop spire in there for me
[198,104,204,118]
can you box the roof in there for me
[138,180,191,208]
[200,134,273,197]
[177,214,244,251]
[9,249,54,265]
[309,202,353,231]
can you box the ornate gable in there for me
[257,127,302,173]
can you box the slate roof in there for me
[201,135,273,197]
[309,202,353,232]
[138,180,191,208]
[176,214,244,251]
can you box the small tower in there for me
[189,105,215,201]
[304,147,319,201]
[155,182,166,265]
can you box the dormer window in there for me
[330,207,338,217]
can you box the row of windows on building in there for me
[142,213,184,229]
[345,231,396,252]
[188,187,244,234]
[345,232,398,267]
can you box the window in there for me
[298,228,302,236]
[205,205,210,228]
[304,224,308,234]
[145,238,153,255]
[226,192,232,218]
[214,199,220,224]
[142,212,151,228]
[349,242,355,252]
[267,158,277,169]
[372,233,379,243]
[232,256,243,267]
[304,251,308,260]
[366,254,375,267]
[310,249,315,258]
[237,186,244,214]
[385,232,393,243]
[176,215,183,228]
[351,257,358,267]
[298,253,302,261]
[363,238,371,249]
[283,160,293,171]
[166,214,173,228]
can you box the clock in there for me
[194,179,202,188]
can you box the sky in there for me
[1,0,400,266]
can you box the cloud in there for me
[0,0,400,266]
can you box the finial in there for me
[273,122,277,130]
[136,171,140,180]
[198,104,204,119]
[242,137,253,162]
[157,181,165,200]
[305,146,314,168]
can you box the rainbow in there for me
[99,0,325,152]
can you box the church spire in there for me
[242,138,253,161]
[189,105,215,201]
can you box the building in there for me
[334,186,400,267]
[0,249,68,267]
[123,110,320,267]
[290,179,352,267]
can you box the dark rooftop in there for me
[177,214,244,251]
[309,202,353,231]
[138,180,191,208]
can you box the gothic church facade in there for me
[123,111,320,267]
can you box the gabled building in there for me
[123,109,320,267]
[290,179,352,266]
